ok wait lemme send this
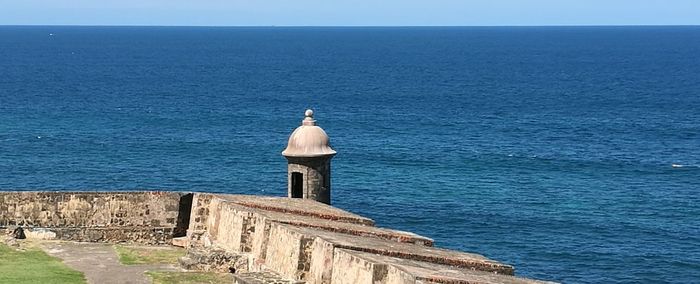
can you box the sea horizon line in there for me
[1,24,699,28]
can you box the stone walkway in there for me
[41,241,179,284]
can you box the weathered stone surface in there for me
[264,223,313,280]
[307,237,335,284]
[186,193,214,247]
[273,224,514,276]
[335,249,556,284]
[251,215,273,269]
[24,228,56,240]
[52,227,174,244]
[0,191,180,227]
[171,236,188,248]
[233,271,304,284]
[179,194,553,283]
[218,194,374,226]
[257,224,518,284]
[201,196,431,261]
[190,195,432,283]
[178,246,248,273]
[330,248,388,284]
[285,156,333,205]
[230,199,432,246]
[0,191,184,243]
[205,197,257,253]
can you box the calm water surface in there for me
[0,26,699,283]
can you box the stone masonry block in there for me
[331,248,388,284]
[264,223,314,280]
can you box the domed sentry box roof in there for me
[282,109,336,158]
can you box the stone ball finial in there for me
[302,109,316,126]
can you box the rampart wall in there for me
[184,193,552,284]
[0,191,553,283]
[0,191,187,244]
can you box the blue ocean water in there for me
[1,26,699,283]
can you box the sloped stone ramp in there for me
[186,194,556,284]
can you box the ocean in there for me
[0,26,698,283]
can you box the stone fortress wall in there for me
[0,191,186,243]
[0,191,554,284]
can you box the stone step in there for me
[333,249,557,284]
[284,223,511,274]
[217,200,433,248]
[215,194,374,226]
[232,271,305,284]
[262,224,516,284]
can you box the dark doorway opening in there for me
[173,193,193,237]
[291,172,303,198]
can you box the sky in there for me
[0,0,699,26]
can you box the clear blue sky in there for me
[1,0,699,26]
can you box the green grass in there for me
[114,245,186,265]
[0,243,86,284]
[146,271,231,284]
